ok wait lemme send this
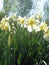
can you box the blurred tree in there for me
[0,11,5,20]
[16,0,32,17]
[3,0,32,16]
[44,0,49,25]
[3,0,11,16]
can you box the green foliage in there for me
[0,0,49,64]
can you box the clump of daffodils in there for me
[0,14,49,41]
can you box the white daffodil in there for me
[23,19,28,28]
[18,16,25,24]
[27,18,40,32]
[4,22,11,31]
[39,22,47,31]
[0,17,11,31]
[44,34,49,41]
[36,14,42,20]
[28,18,35,26]
[1,16,10,23]
[18,16,26,27]
[0,22,10,31]
[27,25,32,32]
[11,14,17,21]
[43,27,49,41]
[35,20,40,25]
[33,25,40,32]
[23,22,27,28]
[1,18,6,24]
[27,18,35,32]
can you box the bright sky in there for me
[0,0,3,10]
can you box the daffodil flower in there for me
[18,16,26,27]
[27,17,40,32]
[33,25,40,32]
[43,27,49,41]
[28,18,35,26]
[36,14,42,20]
[18,16,25,24]
[27,25,32,32]
[0,22,10,31]
[1,17,10,24]
[39,22,47,31]
[11,14,17,21]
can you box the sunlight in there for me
[0,0,3,10]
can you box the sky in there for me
[29,0,46,16]
[0,0,3,10]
